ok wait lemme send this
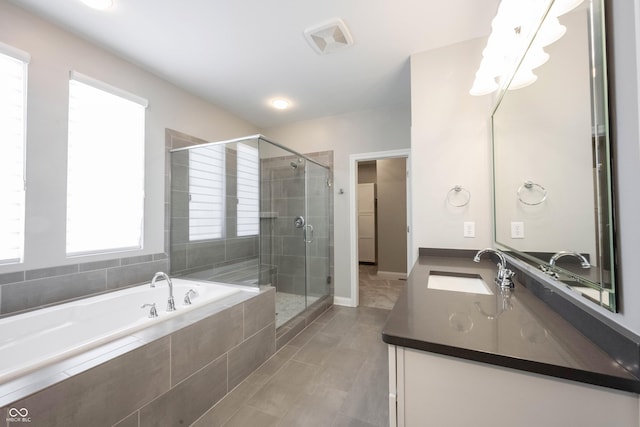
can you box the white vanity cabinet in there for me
[388,345,640,427]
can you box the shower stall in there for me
[169,135,332,328]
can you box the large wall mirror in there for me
[492,0,617,311]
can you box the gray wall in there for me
[376,158,407,274]
[358,162,377,184]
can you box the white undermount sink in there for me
[427,271,493,295]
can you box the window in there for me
[0,45,29,265]
[236,143,259,236]
[66,72,147,255]
[189,144,225,241]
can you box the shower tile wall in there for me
[260,156,306,295]
[260,151,333,299]
[170,146,259,281]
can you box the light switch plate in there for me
[511,221,525,239]
[463,221,475,238]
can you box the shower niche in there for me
[169,134,332,328]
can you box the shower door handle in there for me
[303,224,314,243]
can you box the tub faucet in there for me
[151,272,176,312]
[473,248,515,289]
[184,289,199,305]
[141,303,158,318]
[549,251,591,269]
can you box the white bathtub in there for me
[0,278,246,384]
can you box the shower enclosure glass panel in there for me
[170,135,330,329]
[169,140,261,285]
[305,161,330,305]
[259,142,307,326]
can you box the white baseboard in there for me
[333,296,356,307]
[376,271,407,280]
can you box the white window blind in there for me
[0,47,28,264]
[189,144,225,241]
[236,143,259,236]
[66,72,147,255]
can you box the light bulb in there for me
[271,99,290,110]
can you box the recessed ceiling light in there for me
[81,0,113,10]
[271,99,290,110]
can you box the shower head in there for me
[290,162,298,169]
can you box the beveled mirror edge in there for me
[489,0,620,312]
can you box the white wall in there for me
[607,0,640,334]
[410,37,494,262]
[0,1,258,273]
[262,104,411,301]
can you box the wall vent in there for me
[304,18,354,55]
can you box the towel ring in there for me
[447,185,471,207]
[517,181,547,206]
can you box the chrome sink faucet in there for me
[151,272,176,312]
[473,248,515,290]
[549,251,591,268]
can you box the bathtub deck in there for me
[179,259,268,285]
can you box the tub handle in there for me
[141,303,158,318]
[184,289,199,305]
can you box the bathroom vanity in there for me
[382,254,640,427]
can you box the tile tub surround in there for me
[0,286,276,427]
[0,253,168,317]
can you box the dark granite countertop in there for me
[382,255,640,393]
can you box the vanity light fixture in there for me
[470,0,584,96]
[80,0,113,10]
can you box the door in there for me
[304,161,331,305]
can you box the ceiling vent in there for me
[304,18,354,55]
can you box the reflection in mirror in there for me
[491,0,617,311]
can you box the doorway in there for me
[349,149,411,308]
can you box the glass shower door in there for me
[260,146,308,327]
[304,162,330,306]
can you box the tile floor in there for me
[191,263,401,427]
[358,264,407,310]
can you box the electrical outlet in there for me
[463,221,475,238]
[511,221,525,239]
